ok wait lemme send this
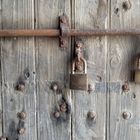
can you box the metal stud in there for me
[87,111,96,121]
[17,128,26,135]
[122,82,129,92]
[17,112,27,120]
[60,103,67,112]
[122,111,131,120]
[16,83,25,92]
[54,111,60,118]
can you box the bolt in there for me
[60,103,67,112]
[16,83,25,92]
[122,82,129,92]
[122,111,131,120]
[17,128,26,135]
[87,111,96,121]
[17,112,27,120]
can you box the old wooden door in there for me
[0,0,140,140]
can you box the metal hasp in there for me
[70,41,88,91]
[59,14,70,48]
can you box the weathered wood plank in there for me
[0,0,3,137]
[35,0,71,140]
[109,0,140,140]
[0,0,37,140]
[72,0,107,139]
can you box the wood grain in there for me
[34,0,71,140]
[71,0,107,139]
[109,0,140,140]
[0,0,2,137]
[0,0,37,140]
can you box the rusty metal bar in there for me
[69,29,140,36]
[0,29,59,37]
[0,29,140,37]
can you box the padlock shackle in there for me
[72,57,87,74]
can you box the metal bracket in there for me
[59,14,70,49]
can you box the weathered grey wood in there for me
[109,0,140,140]
[0,0,3,137]
[72,0,107,139]
[0,0,37,140]
[35,0,71,140]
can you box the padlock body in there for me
[70,74,88,90]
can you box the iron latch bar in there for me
[0,14,140,48]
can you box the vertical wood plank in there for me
[72,0,107,139]
[109,0,140,140]
[0,0,3,137]
[0,0,37,140]
[35,0,71,140]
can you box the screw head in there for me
[122,111,131,120]
[87,111,96,121]
[17,128,26,135]
[54,111,60,118]
[17,112,26,120]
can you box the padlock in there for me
[70,57,88,90]
[134,53,140,83]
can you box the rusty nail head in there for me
[17,112,27,120]
[60,103,67,112]
[87,111,96,120]
[122,82,129,92]
[54,111,60,118]
[51,82,58,92]
[122,111,131,120]
[18,128,26,135]
[88,83,95,93]
[16,83,25,92]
